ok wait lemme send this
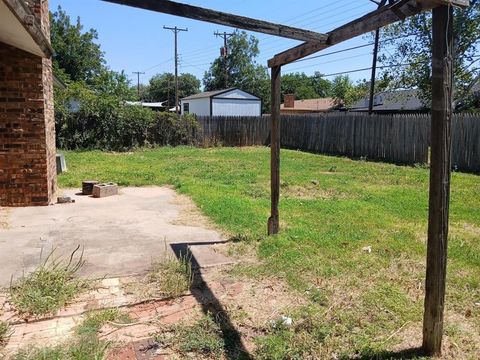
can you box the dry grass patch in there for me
[128,255,193,301]
[281,182,349,200]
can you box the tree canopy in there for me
[50,6,105,84]
[144,73,201,106]
[203,30,270,111]
[379,0,480,109]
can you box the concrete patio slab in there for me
[0,187,224,287]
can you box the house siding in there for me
[212,98,261,116]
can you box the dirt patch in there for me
[282,183,348,200]
[459,222,480,236]
[169,191,221,232]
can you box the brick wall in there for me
[0,0,56,206]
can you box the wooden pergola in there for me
[104,0,470,355]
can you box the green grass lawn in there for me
[59,147,480,359]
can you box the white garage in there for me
[181,88,262,117]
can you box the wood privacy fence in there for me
[195,113,480,173]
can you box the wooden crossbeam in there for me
[101,0,328,42]
[268,0,469,67]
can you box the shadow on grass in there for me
[170,242,253,360]
[349,347,427,360]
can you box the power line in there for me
[132,71,145,96]
[214,31,234,88]
[164,26,188,114]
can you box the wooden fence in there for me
[196,113,480,173]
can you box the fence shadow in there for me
[170,242,253,360]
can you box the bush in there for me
[55,83,199,151]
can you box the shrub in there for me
[55,83,199,151]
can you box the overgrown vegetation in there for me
[147,255,193,299]
[9,248,87,317]
[155,315,225,359]
[59,147,480,358]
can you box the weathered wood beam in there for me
[419,0,469,8]
[2,0,53,57]
[268,0,442,67]
[101,0,328,42]
[422,4,454,355]
[268,65,281,236]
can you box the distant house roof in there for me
[351,89,425,112]
[280,96,341,113]
[181,88,260,101]
[125,101,167,108]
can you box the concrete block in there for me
[93,183,118,198]
[82,180,99,195]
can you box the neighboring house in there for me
[350,89,426,113]
[180,88,262,116]
[280,94,342,114]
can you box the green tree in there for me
[328,75,365,106]
[379,0,480,108]
[50,6,105,83]
[280,72,333,101]
[203,30,270,111]
[144,73,200,106]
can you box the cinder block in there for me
[93,183,118,198]
[82,180,99,195]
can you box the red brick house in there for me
[0,0,57,206]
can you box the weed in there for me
[148,255,193,298]
[13,336,109,360]
[76,309,131,336]
[156,315,224,358]
[9,247,87,316]
[0,321,11,347]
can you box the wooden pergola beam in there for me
[101,0,328,43]
[268,0,469,67]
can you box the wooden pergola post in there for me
[422,3,454,356]
[268,65,281,235]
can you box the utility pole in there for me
[368,0,387,114]
[164,26,188,114]
[132,71,145,97]
[214,31,234,88]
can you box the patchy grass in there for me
[13,336,109,360]
[155,315,225,359]
[76,309,131,336]
[0,321,11,347]
[59,147,480,358]
[9,248,87,317]
[145,255,193,299]
[13,309,130,360]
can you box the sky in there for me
[49,0,382,88]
